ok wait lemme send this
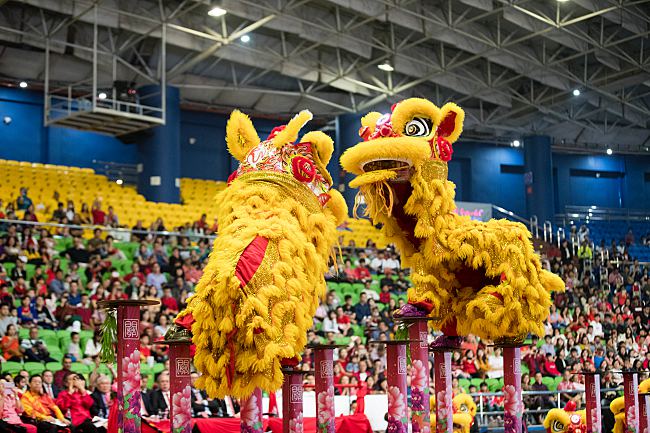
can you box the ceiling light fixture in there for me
[572,89,581,96]
[606,148,613,155]
[512,139,521,147]
[240,34,250,43]
[208,6,227,17]
[377,62,394,72]
[98,92,107,100]
[19,81,28,88]
[116,179,123,185]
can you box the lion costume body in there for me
[610,378,650,433]
[340,98,564,342]
[173,110,346,398]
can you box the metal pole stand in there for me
[98,299,159,433]
[623,370,640,433]
[429,345,453,433]
[307,344,342,433]
[399,317,434,433]
[240,388,263,433]
[159,339,192,433]
[282,369,305,433]
[498,342,523,433]
[584,372,602,433]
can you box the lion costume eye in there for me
[403,117,432,137]
[552,420,565,432]
[459,404,468,413]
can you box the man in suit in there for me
[150,372,171,417]
[140,374,154,416]
[190,372,225,417]
[90,375,112,419]
[41,370,60,399]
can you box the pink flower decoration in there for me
[411,360,427,389]
[172,385,192,431]
[241,393,260,427]
[437,390,449,421]
[121,350,141,396]
[591,409,600,433]
[626,407,636,433]
[317,388,335,425]
[289,413,303,433]
[388,386,406,420]
[503,385,522,416]
[422,427,431,433]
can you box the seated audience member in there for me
[0,379,37,433]
[64,237,90,264]
[190,372,225,417]
[160,286,179,313]
[0,303,18,336]
[17,296,37,325]
[67,332,83,362]
[53,357,74,390]
[21,327,57,363]
[21,375,71,432]
[42,370,60,400]
[150,372,172,417]
[56,374,102,433]
[2,324,22,362]
[90,376,112,420]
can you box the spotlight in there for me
[116,179,123,185]
[240,34,250,43]
[377,62,394,72]
[208,6,227,17]
[557,0,570,2]
[19,81,28,88]
[98,92,107,100]
[3,116,12,124]
[590,205,596,209]
[572,89,581,96]
[606,148,613,155]
[512,139,521,148]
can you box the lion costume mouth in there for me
[362,159,410,173]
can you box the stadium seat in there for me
[24,362,45,375]
[2,362,23,375]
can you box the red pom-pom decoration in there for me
[437,137,453,162]
[291,156,316,182]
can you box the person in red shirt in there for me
[354,259,372,283]
[461,350,479,378]
[55,374,96,431]
[123,263,146,285]
[378,284,391,304]
[160,287,179,313]
[196,214,208,230]
[543,353,561,376]
[91,201,106,225]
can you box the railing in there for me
[557,206,650,225]
[0,218,216,241]
[530,215,539,238]
[543,220,553,244]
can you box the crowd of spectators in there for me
[0,193,649,428]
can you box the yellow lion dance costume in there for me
[340,98,564,344]
[610,378,650,433]
[543,402,586,433]
[168,109,346,398]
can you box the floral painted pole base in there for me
[240,388,263,433]
[623,371,640,433]
[584,372,602,433]
[308,344,339,433]
[374,340,409,433]
[430,348,453,433]
[400,318,433,433]
[160,340,192,433]
[501,346,523,433]
[282,369,305,433]
[98,299,159,433]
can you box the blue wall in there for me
[0,88,137,167]
[1,86,650,215]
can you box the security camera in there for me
[3,116,11,124]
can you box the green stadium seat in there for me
[70,363,90,375]
[470,378,483,388]
[152,363,165,374]
[24,362,45,375]
[458,378,471,391]
[2,361,23,375]
[46,362,63,372]
[19,328,30,340]
[486,378,501,392]
[334,336,350,346]
[48,347,64,362]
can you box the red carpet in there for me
[142,414,372,433]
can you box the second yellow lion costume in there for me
[171,110,346,398]
[341,98,564,343]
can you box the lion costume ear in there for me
[358,112,382,139]
[301,130,334,185]
[226,110,260,162]
[437,102,465,144]
[272,110,313,147]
